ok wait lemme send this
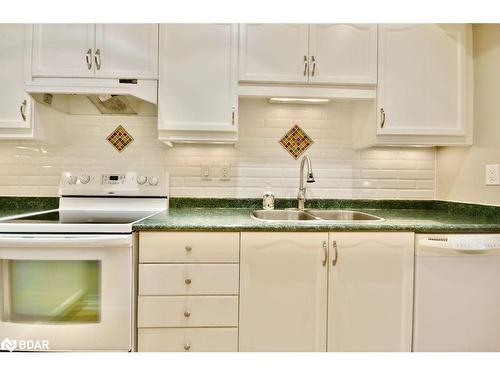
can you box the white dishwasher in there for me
[413,234,500,352]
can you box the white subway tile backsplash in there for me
[0,99,436,199]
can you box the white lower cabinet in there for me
[138,231,415,352]
[327,232,415,351]
[239,232,328,351]
[238,231,414,352]
[137,232,240,352]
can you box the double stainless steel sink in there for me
[251,209,384,222]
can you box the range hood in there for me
[25,78,157,115]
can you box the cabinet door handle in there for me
[311,56,316,76]
[184,310,191,318]
[85,48,92,70]
[20,100,27,121]
[184,343,191,351]
[94,49,101,70]
[322,241,327,266]
[303,55,309,76]
[331,240,338,266]
[184,278,192,285]
[185,245,192,252]
[231,107,235,125]
[380,108,386,129]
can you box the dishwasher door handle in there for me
[418,238,500,256]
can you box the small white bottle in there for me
[262,183,275,210]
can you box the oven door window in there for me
[2,260,101,323]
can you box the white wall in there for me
[0,98,436,199]
[436,24,500,206]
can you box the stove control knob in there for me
[67,175,78,185]
[137,175,147,185]
[148,176,159,186]
[79,175,91,184]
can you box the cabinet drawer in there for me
[138,296,238,328]
[139,232,239,263]
[139,264,239,295]
[138,328,238,352]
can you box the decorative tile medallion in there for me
[106,125,134,152]
[279,124,314,159]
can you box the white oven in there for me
[0,234,135,351]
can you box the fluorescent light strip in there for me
[268,97,331,104]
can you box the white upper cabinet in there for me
[158,24,238,145]
[327,232,414,352]
[32,24,95,78]
[308,24,377,84]
[0,24,34,138]
[32,24,158,79]
[239,233,328,352]
[377,24,469,136]
[239,24,309,83]
[239,24,377,85]
[95,24,158,79]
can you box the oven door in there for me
[0,234,133,351]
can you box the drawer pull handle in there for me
[185,245,192,252]
[184,343,191,351]
[184,278,192,285]
[184,310,191,318]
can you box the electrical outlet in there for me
[485,164,500,185]
[201,164,210,180]
[220,164,231,180]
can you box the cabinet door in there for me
[377,24,469,136]
[95,24,158,79]
[32,24,95,78]
[308,24,377,84]
[0,24,33,134]
[158,24,238,138]
[328,232,414,352]
[239,232,328,351]
[239,24,309,83]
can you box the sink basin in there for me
[305,209,384,221]
[250,209,384,222]
[251,210,319,222]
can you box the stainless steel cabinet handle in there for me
[380,108,386,129]
[184,278,192,285]
[322,241,327,266]
[184,343,191,351]
[311,56,316,76]
[303,55,309,76]
[20,100,27,121]
[185,245,192,252]
[94,49,101,70]
[331,240,338,266]
[184,310,191,318]
[85,48,92,70]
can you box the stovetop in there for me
[5,210,158,225]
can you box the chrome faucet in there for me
[297,155,315,210]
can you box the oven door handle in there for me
[0,235,132,248]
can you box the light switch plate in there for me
[485,164,500,185]
[201,164,210,180]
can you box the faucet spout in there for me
[298,155,315,210]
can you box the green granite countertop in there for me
[133,199,500,233]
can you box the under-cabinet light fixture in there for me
[268,98,331,104]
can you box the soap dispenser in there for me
[262,182,275,210]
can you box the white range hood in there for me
[25,78,158,115]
